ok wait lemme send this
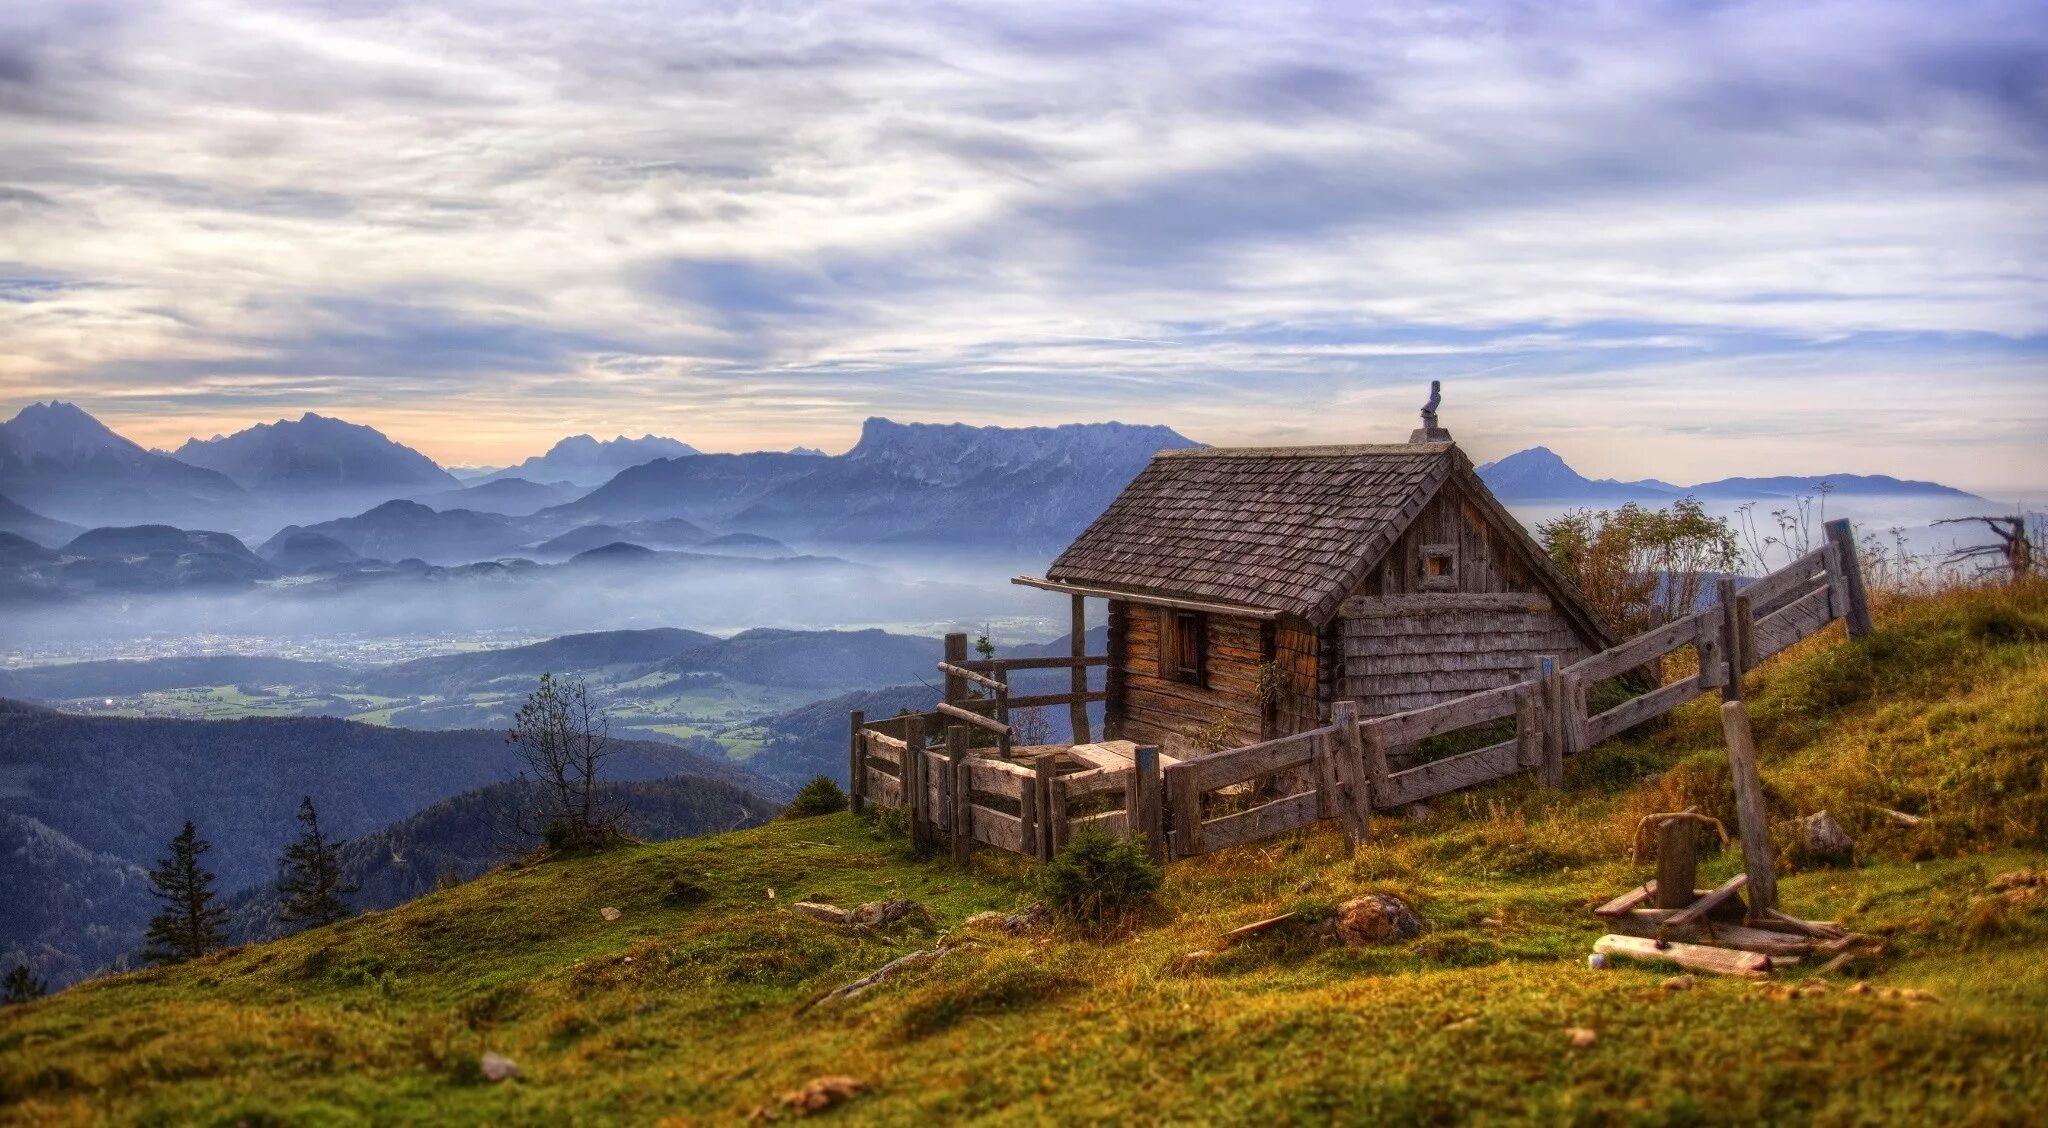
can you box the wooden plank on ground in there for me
[1593,934,1772,978]
[1721,701,1779,917]
[1381,738,1520,808]
[1198,791,1320,852]
[1751,585,1836,662]
[1664,873,1747,929]
[1584,675,1706,744]
[1607,914,1813,956]
[1593,881,1658,918]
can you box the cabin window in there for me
[1171,610,1207,686]
[1420,544,1459,592]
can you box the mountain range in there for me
[1476,446,1984,504]
[0,402,248,529]
[174,413,459,504]
[484,434,701,487]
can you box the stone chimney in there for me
[1409,380,1452,443]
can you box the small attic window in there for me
[1420,544,1458,592]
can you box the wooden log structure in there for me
[1717,576,1746,703]
[1131,745,1164,864]
[1594,934,1773,978]
[1034,753,1058,861]
[1824,518,1875,638]
[948,725,972,865]
[1328,701,1373,851]
[1653,818,1698,911]
[1070,593,1092,744]
[848,709,866,813]
[905,719,929,851]
[944,633,968,705]
[1720,701,1779,919]
[937,701,1012,736]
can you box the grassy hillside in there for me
[3,583,2044,1125]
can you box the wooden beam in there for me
[1717,576,1745,703]
[1330,702,1373,852]
[1034,753,1058,862]
[936,661,1006,693]
[1011,575,1283,620]
[1168,762,1201,859]
[1337,592,1555,617]
[954,655,1110,672]
[1664,872,1746,928]
[1654,819,1699,911]
[1132,745,1164,865]
[1069,593,1092,744]
[1593,934,1772,978]
[943,633,968,705]
[948,725,972,865]
[1593,881,1658,918]
[848,709,866,813]
[1720,701,1779,918]
[905,719,929,851]
[1824,519,1875,638]
[937,701,1012,736]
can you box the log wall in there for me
[1119,606,1270,757]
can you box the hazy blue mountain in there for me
[1476,447,1682,502]
[173,413,458,502]
[532,523,636,560]
[0,531,57,566]
[789,445,828,456]
[695,532,792,556]
[411,476,584,516]
[0,655,350,701]
[0,401,248,529]
[261,529,361,571]
[0,525,282,595]
[262,499,530,564]
[0,491,83,547]
[487,434,701,487]
[355,627,721,696]
[547,417,1199,553]
[1685,473,1983,500]
[615,516,711,547]
[653,627,940,689]
[1479,447,1987,506]
[0,698,775,986]
[545,451,819,525]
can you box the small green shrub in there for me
[785,776,847,818]
[1040,827,1161,931]
[864,805,909,842]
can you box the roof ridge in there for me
[1155,442,1452,458]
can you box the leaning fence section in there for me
[849,519,1872,867]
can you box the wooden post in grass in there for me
[948,725,972,865]
[1654,816,1699,911]
[848,710,866,813]
[1169,762,1201,860]
[1719,700,1779,919]
[1069,594,1092,744]
[1537,655,1565,788]
[905,717,928,850]
[1132,744,1164,865]
[1717,577,1746,703]
[1515,674,1545,771]
[1824,518,1875,639]
[1329,700,1372,852]
[943,633,968,704]
[1032,753,1064,859]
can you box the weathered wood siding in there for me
[1118,605,1269,757]
[1271,617,1319,736]
[1334,480,1591,715]
[1337,601,1587,714]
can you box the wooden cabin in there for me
[1015,407,1614,759]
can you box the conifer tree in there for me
[2,963,47,1005]
[143,821,228,965]
[277,796,356,931]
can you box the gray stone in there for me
[1335,894,1423,945]
[480,1051,521,1083]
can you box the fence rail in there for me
[849,519,1872,868]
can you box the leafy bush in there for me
[785,776,847,818]
[1040,827,1161,931]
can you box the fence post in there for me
[848,710,866,813]
[1717,577,1745,702]
[1823,518,1875,639]
[996,681,1013,760]
[1719,700,1779,919]
[1311,730,1340,820]
[1168,762,1200,860]
[1034,752,1058,861]
[1069,594,1093,744]
[1538,655,1565,788]
[1515,663,1545,771]
[948,725,972,864]
[944,633,968,704]
[1132,745,1164,865]
[1329,700,1372,853]
[905,718,928,851]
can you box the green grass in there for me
[4,583,2046,1125]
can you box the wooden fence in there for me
[851,519,1872,867]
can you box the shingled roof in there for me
[1043,440,1608,640]
[1045,442,1454,623]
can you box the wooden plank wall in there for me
[1358,481,1541,598]
[1271,617,1320,736]
[1338,603,1588,715]
[1120,608,1268,757]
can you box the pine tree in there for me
[277,796,356,931]
[143,821,228,965]
[2,963,47,1005]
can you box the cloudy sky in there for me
[1,0,2043,488]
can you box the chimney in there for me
[1409,379,1452,443]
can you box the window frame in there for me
[1170,609,1208,687]
[1419,543,1460,592]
